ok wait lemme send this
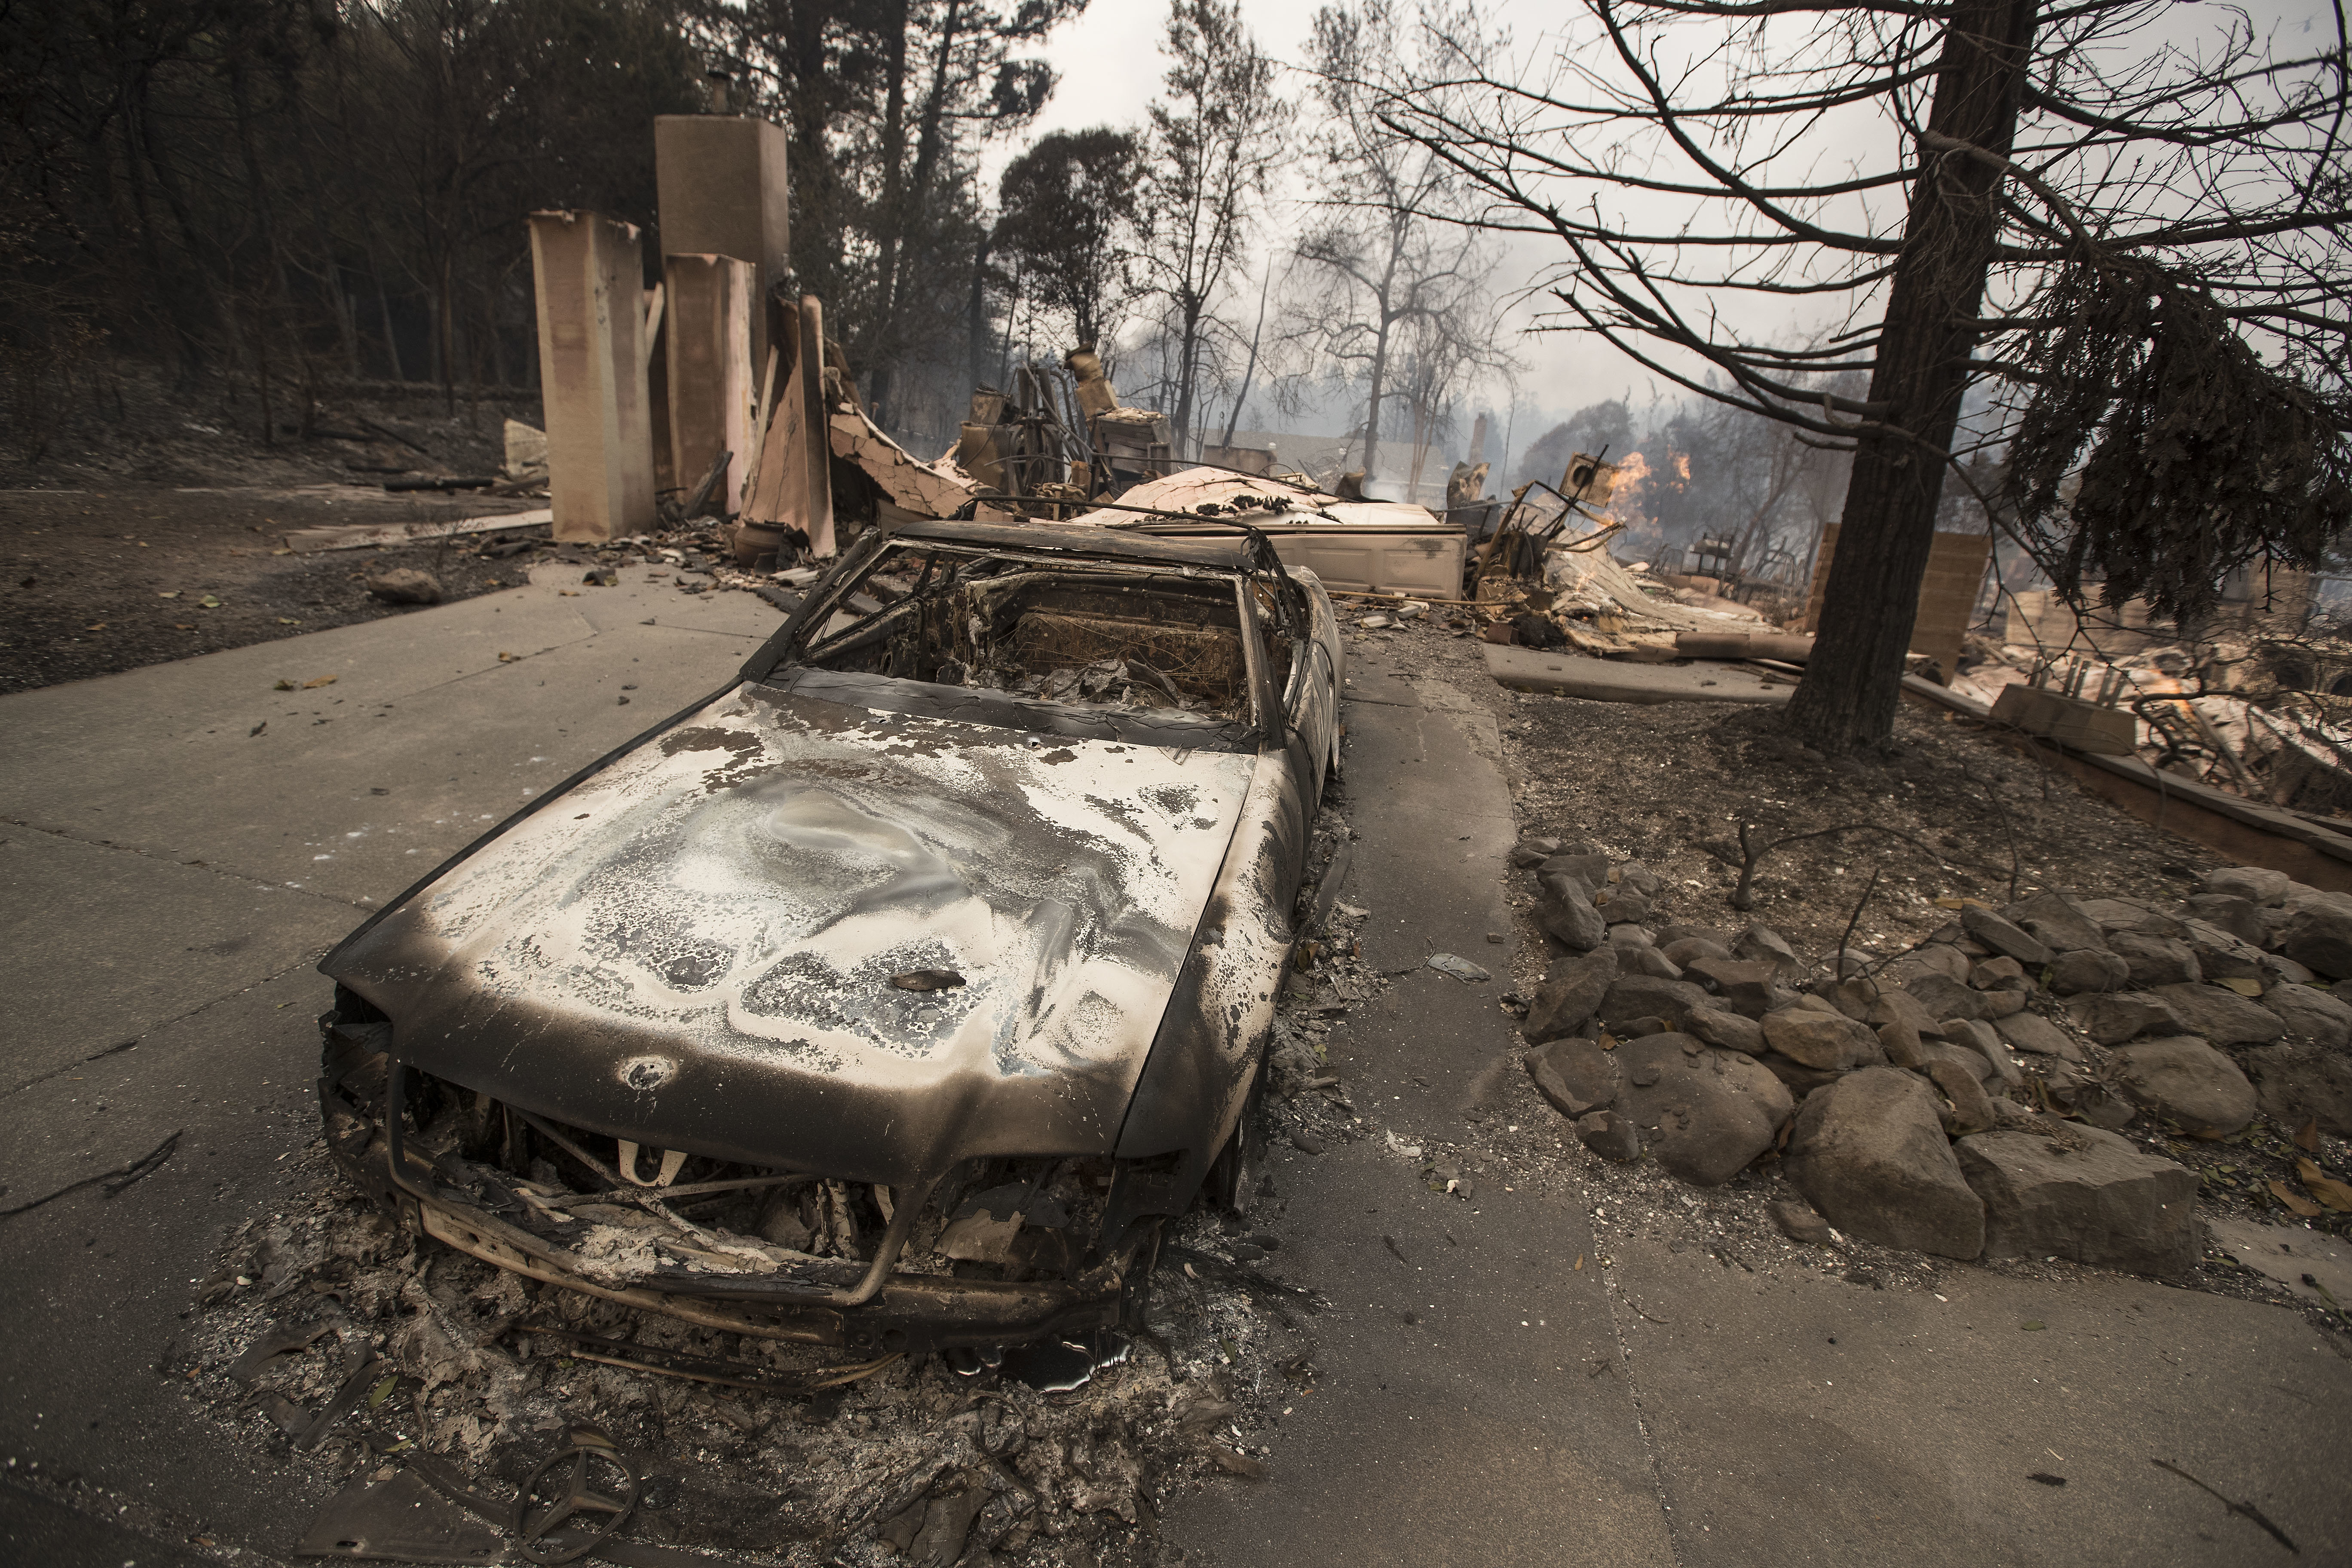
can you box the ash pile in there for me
[1507,843,2352,1280]
[180,1167,1319,1567]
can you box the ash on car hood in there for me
[327,683,1256,1184]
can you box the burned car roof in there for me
[881,516,1264,571]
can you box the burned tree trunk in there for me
[1786,0,2041,754]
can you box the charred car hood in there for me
[325,682,1258,1184]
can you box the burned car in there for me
[315,518,1341,1357]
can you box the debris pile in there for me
[1507,845,2352,1277]
[182,1170,1316,1566]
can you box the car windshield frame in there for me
[738,528,1286,753]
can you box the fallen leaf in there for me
[2021,1320,2046,1331]
[2296,1158,2352,1212]
[1211,1448,1268,1481]
[156,590,180,599]
[498,651,518,662]
[2268,1179,2324,1217]
[2216,977,2263,997]
[273,680,297,691]
[272,548,292,556]
[249,722,266,737]
[302,674,337,689]
[83,622,105,631]
[2297,1117,2321,1153]
[198,594,221,608]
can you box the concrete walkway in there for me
[2,570,2347,1566]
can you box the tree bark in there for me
[1786,0,2040,753]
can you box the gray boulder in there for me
[2077,897,2187,938]
[1525,1038,1621,1119]
[1995,1011,2084,1063]
[1920,1038,1998,1087]
[1537,870,1607,952]
[2146,982,2285,1046]
[2200,866,2291,906]
[1614,942,1685,980]
[2067,990,2183,1045]
[2175,919,2266,982]
[1902,971,1986,1023]
[2282,891,2352,980]
[1784,1068,1987,1259]
[1768,1198,1833,1244]
[1947,1018,2022,1087]
[1970,955,2029,991]
[1684,1008,1765,1057]
[2049,949,2132,995]
[1617,862,1666,897]
[1978,989,2028,1020]
[2180,893,2266,946]
[1867,987,1946,1039]
[1684,956,1777,1018]
[1962,904,2055,966]
[2003,893,2110,955]
[1508,837,1562,869]
[1594,884,1651,924]
[1925,1055,1999,1135]
[1877,1018,1927,1071]
[1614,1034,1794,1186]
[1733,923,1801,977]
[1597,974,1713,1033]
[2105,931,2201,988]
[364,567,443,605]
[2243,1043,2352,1136]
[2258,981,2352,1049]
[1522,949,1620,1044]
[1760,1007,1885,1071]
[1888,945,1973,986]
[2108,1035,2259,1136]
[1956,1123,2198,1277]
[1660,936,1733,968]
[2260,952,2318,989]
[1537,851,1612,886]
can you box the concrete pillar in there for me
[528,211,657,542]
[655,115,790,368]
[662,254,756,517]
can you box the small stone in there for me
[1291,1129,1324,1155]
[1595,886,1651,923]
[2200,866,2291,906]
[2048,948,2131,995]
[364,567,443,605]
[1760,1007,1884,1071]
[1426,952,1491,983]
[1920,1039,1997,1087]
[1956,1123,2198,1276]
[1768,1198,1832,1245]
[1617,862,1666,897]
[1994,1011,2082,1062]
[1866,987,1945,1039]
[1887,945,1972,986]
[2002,893,2109,955]
[2108,1035,2259,1136]
[2242,1043,2352,1136]
[1962,904,2055,966]
[1978,989,2027,1019]
[2257,981,2352,1048]
[2259,952,2318,989]
[2067,991,2183,1045]
[1523,949,1620,1044]
[1525,1038,1622,1120]
[1575,1109,1643,1162]
[1784,1068,1986,1260]
[2144,982,2285,1046]
[2105,931,2201,988]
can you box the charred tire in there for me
[1207,1058,1269,1217]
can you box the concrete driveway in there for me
[3,566,2346,1566]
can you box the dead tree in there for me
[1381,0,2352,753]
